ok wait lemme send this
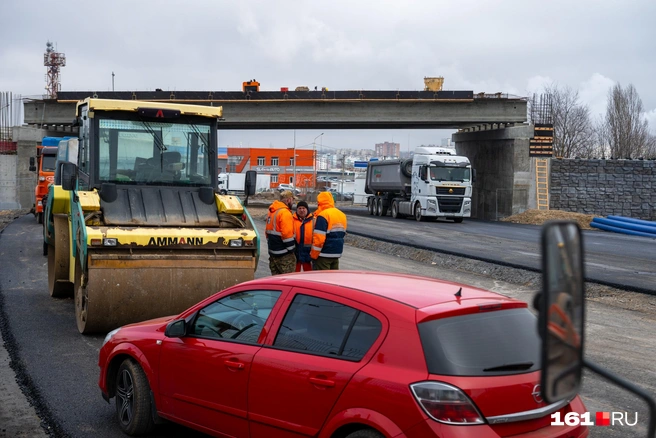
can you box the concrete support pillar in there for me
[452,124,534,221]
[12,126,59,209]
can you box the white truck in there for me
[365,147,474,222]
[218,172,246,195]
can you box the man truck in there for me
[365,147,474,222]
[44,98,260,334]
[29,137,61,224]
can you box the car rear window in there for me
[418,308,540,376]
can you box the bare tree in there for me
[541,84,594,158]
[592,114,610,158]
[605,83,653,158]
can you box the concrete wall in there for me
[551,159,656,220]
[453,124,534,220]
[0,155,19,209]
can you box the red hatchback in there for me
[98,271,589,438]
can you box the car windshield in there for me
[97,118,212,186]
[430,166,470,182]
[418,308,540,376]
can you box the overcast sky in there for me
[2,0,654,151]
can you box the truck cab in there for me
[365,147,474,222]
[30,137,62,223]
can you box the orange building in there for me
[225,147,316,189]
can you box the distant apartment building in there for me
[375,141,400,158]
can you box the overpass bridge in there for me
[17,89,542,220]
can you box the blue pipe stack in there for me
[590,216,656,238]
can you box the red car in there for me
[98,271,589,438]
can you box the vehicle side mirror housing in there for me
[472,168,477,183]
[61,162,78,191]
[539,221,585,405]
[165,319,187,338]
[245,170,256,196]
[29,157,36,172]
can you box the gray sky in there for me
[2,0,655,150]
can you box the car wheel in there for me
[115,359,155,436]
[345,429,384,438]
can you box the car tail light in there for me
[410,381,484,425]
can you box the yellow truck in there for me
[44,98,259,334]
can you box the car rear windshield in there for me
[418,308,540,376]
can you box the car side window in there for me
[191,290,281,344]
[273,294,382,360]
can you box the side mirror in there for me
[61,162,78,191]
[165,319,187,338]
[539,221,585,404]
[29,157,36,172]
[472,168,477,183]
[245,170,257,196]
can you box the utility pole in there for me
[112,72,115,91]
[313,133,324,191]
[341,154,346,196]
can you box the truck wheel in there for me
[453,217,464,223]
[368,199,374,215]
[115,359,155,436]
[380,200,388,217]
[401,159,413,178]
[414,203,426,222]
[391,201,399,219]
[376,198,383,216]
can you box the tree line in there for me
[529,83,656,159]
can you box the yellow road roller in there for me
[43,98,259,334]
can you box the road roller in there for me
[43,98,259,334]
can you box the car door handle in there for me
[224,360,245,370]
[309,377,335,387]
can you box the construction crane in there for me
[44,41,66,99]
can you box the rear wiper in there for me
[483,362,534,372]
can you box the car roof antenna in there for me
[454,287,462,298]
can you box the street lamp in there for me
[313,133,324,190]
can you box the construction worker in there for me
[310,191,347,270]
[293,200,314,272]
[265,190,297,275]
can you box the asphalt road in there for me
[0,215,654,438]
[342,206,656,294]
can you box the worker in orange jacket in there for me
[292,200,315,272]
[265,190,297,275]
[311,191,347,270]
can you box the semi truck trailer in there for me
[365,147,474,222]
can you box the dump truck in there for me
[365,147,474,222]
[29,137,61,224]
[44,98,260,334]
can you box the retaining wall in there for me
[550,159,655,220]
